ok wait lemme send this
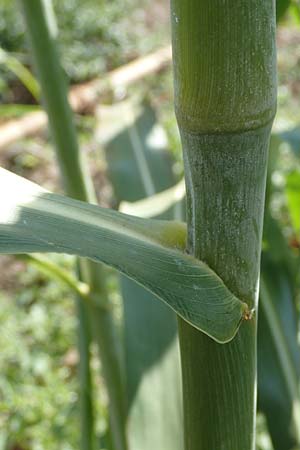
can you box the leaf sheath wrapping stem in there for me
[178,126,271,450]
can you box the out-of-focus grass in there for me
[0,255,80,449]
[0,255,114,450]
[0,0,169,102]
[276,26,300,128]
[256,414,274,450]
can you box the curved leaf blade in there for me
[0,168,249,343]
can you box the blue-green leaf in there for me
[0,167,249,343]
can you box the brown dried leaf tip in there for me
[243,307,255,321]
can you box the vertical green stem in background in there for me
[171,1,277,449]
[20,2,127,450]
[76,296,95,450]
[21,0,93,202]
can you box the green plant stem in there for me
[20,0,93,202]
[76,295,95,450]
[20,2,127,450]
[171,1,277,449]
[19,254,90,299]
[177,128,270,450]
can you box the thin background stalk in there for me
[76,294,95,450]
[171,1,277,449]
[20,1,127,450]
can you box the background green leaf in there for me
[258,204,300,449]
[103,101,183,450]
[286,170,300,236]
[276,0,291,21]
[258,255,300,449]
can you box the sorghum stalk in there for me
[171,1,277,449]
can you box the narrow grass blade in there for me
[0,168,249,343]
[19,254,89,299]
[0,47,40,101]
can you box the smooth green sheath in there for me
[171,0,277,449]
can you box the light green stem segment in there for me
[20,2,127,449]
[171,0,277,449]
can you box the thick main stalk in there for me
[171,1,277,449]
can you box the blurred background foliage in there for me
[0,0,299,449]
[0,0,168,99]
